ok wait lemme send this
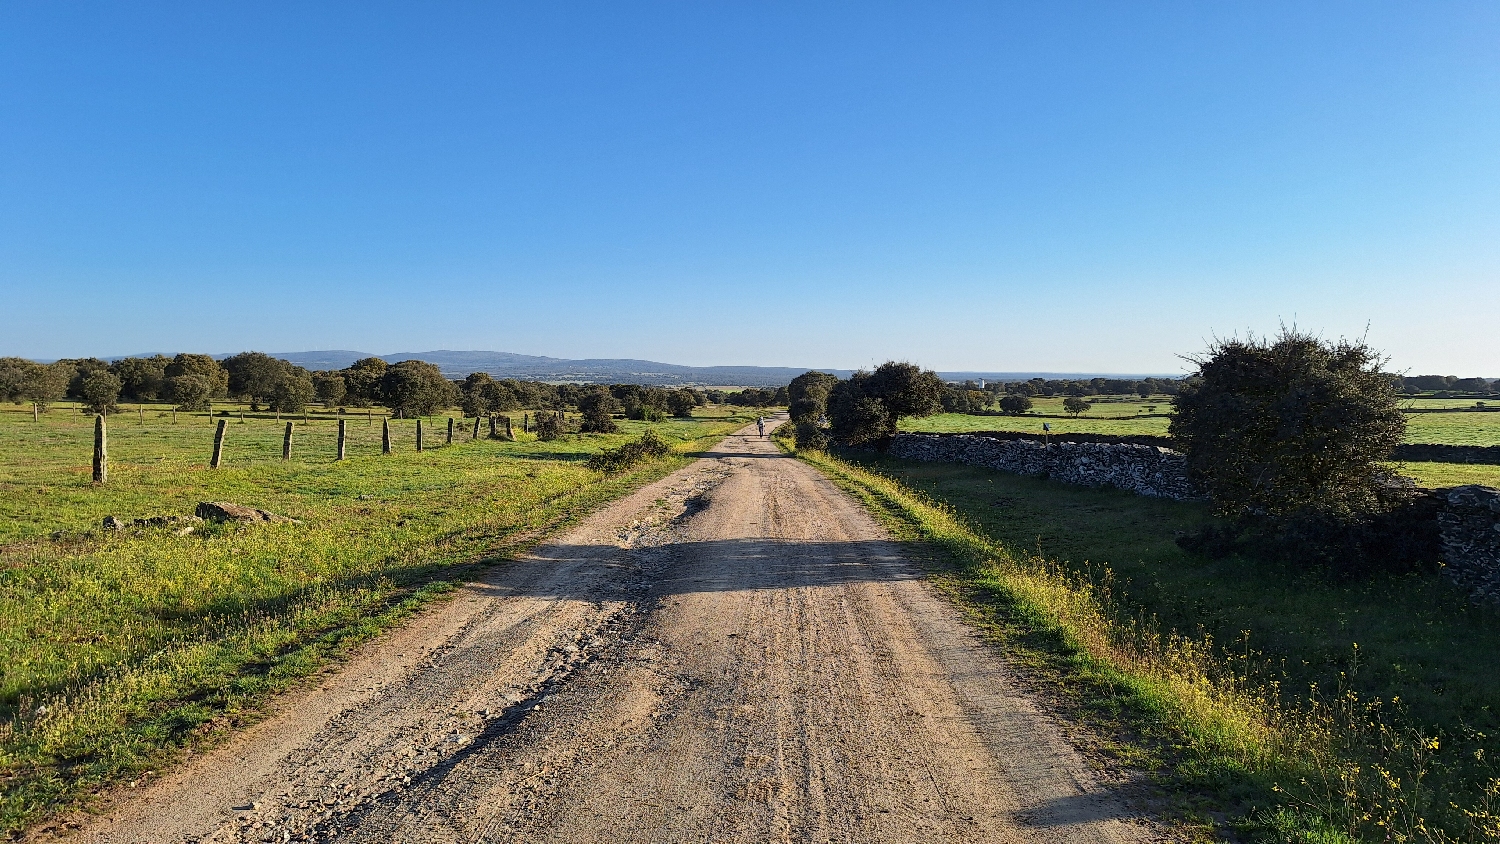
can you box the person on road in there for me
[757,416,765,438]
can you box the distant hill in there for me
[267,350,846,387]
[93,349,1175,387]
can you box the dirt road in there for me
[68,416,1160,843]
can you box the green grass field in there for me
[903,395,1500,448]
[902,391,1500,488]
[0,402,759,832]
[799,445,1500,842]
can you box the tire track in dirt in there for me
[60,416,1165,843]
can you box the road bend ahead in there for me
[69,415,1162,844]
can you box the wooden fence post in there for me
[283,421,294,460]
[138,406,144,424]
[172,407,177,424]
[33,404,38,422]
[337,418,347,461]
[211,419,227,468]
[489,416,497,439]
[524,413,529,433]
[93,414,107,483]
[505,416,513,439]
[416,418,424,452]
[472,416,480,439]
[239,409,245,424]
[382,417,391,454]
[447,417,454,445]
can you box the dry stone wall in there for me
[1436,485,1500,603]
[887,433,1203,500]
[885,432,1500,605]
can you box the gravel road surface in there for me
[65,415,1161,843]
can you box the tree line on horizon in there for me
[0,353,788,418]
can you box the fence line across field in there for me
[11,409,552,475]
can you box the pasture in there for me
[806,447,1500,840]
[0,401,759,831]
[904,396,1500,488]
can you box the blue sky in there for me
[2,2,1497,375]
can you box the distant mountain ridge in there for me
[94,349,1175,387]
[268,350,846,387]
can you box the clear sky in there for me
[2,2,1497,375]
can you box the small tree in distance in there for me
[80,370,122,414]
[169,374,212,411]
[1063,397,1092,417]
[998,395,1033,416]
[579,388,621,433]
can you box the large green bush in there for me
[221,352,287,404]
[587,431,670,473]
[1171,329,1414,572]
[79,370,122,414]
[578,388,621,433]
[532,410,564,441]
[164,354,228,398]
[268,370,316,413]
[788,371,839,423]
[827,362,944,447]
[380,360,456,417]
[166,374,212,411]
[109,356,169,401]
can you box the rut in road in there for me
[66,416,1164,844]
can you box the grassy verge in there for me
[785,438,1500,843]
[0,406,758,834]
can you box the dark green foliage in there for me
[587,431,670,473]
[578,388,621,433]
[164,354,228,399]
[794,420,829,451]
[0,358,32,403]
[79,370,122,414]
[826,362,944,447]
[724,387,779,408]
[1171,329,1410,573]
[22,363,71,410]
[459,373,509,417]
[532,410,564,441]
[380,360,456,418]
[268,370,316,413]
[312,372,347,407]
[167,374,212,411]
[866,362,943,419]
[55,358,110,400]
[666,389,699,418]
[941,387,991,414]
[1063,396,1092,416]
[340,358,388,407]
[109,356,170,401]
[827,375,891,446]
[1171,329,1405,521]
[998,395,1033,415]
[788,371,839,423]
[222,352,287,403]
